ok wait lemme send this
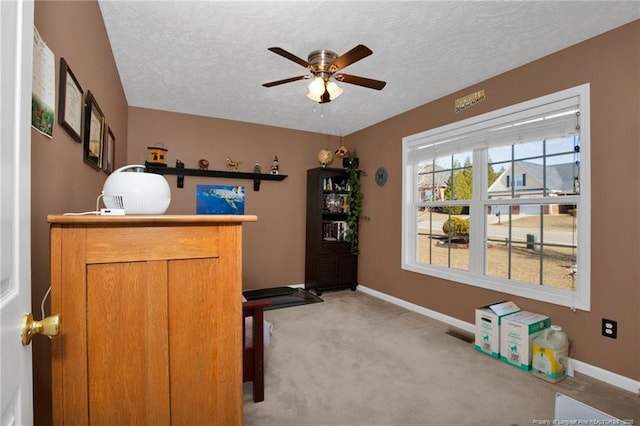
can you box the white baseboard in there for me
[568,358,640,395]
[357,284,640,395]
[357,284,475,334]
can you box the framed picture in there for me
[83,91,104,170]
[102,126,115,174]
[196,185,245,215]
[57,58,84,142]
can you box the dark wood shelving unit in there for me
[305,167,358,296]
[145,162,287,191]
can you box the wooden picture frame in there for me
[102,125,115,174]
[83,91,104,170]
[57,58,84,142]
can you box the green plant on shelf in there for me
[344,151,363,255]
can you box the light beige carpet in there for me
[244,290,639,425]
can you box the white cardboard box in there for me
[500,311,551,370]
[475,301,520,358]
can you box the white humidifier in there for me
[102,165,171,214]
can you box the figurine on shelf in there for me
[225,156,242,171]
[271,156,279,175]
[175,160,185,188]
[317,149,333,167]
[147,145,168,166]
[198,159,210,170]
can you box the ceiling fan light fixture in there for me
[265,45,385,103]
[306,91,322,102]
[326,81,343,100]
[308,77,325,96]
[265,45,385,104]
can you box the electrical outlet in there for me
[602,318,617,339]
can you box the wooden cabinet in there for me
[48,214,256,425]
[305,168,358,295]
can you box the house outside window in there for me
[402,84,590,310]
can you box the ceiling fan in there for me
[262,44,386,103]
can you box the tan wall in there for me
[31,1,128,424]
[127,108,338,289]
[353,20,640,380]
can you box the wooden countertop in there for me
[48,214,258,225]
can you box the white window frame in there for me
[402,84,591,311]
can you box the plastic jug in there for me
[532,325,569,383]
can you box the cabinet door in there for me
[337,254,357,286]
[168,257,241,424]
[87,261,170,424]
[316,252,338,287]
[314,250,357,289]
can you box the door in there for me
[0,0,35,424]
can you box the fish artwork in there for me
[196,184,245,214]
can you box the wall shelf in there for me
[145,162,287,191]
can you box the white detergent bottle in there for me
[532,325,569,383]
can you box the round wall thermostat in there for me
[375,167,388,186]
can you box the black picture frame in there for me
[102,125,115,174]
[83,91,104,170]
[57,58,84,142]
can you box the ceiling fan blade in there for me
[268,47,312,69]
[262,75,310,88]
[334,73,386,90]
[329,44,373,72]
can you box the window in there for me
[402,84,590,310]
[506,173,526,188]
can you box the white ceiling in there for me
[98,1,640,136]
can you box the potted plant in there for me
[343,150,363,255]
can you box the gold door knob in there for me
[21,313,60,346]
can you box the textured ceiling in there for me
[98,1,640,136]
